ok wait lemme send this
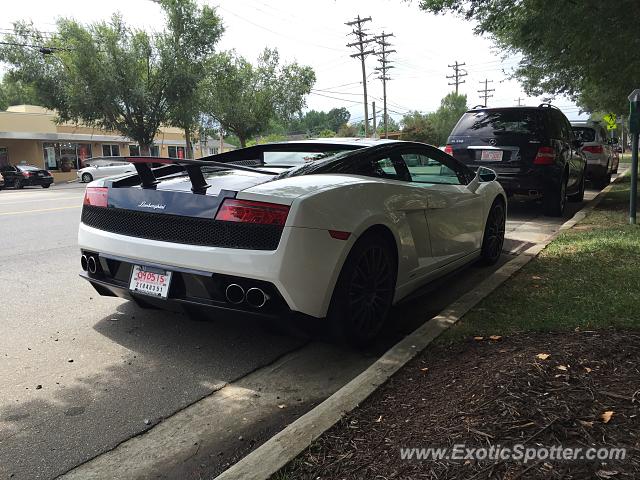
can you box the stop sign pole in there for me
[628,90,640,224]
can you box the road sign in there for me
[607,123,618,130]
[603,113,617,127]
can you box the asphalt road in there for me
[0,181,602,479]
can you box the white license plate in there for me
[480,150,503,162]
[129,265,172,299]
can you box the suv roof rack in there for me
[538,103,560,110]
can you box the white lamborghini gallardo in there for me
[78,139,506,346]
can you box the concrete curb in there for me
[215,174,628,480]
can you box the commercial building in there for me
[0,105,235,182]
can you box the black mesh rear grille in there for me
[81,205,283,250]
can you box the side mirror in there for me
[478,167,497,183]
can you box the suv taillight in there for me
[583,145,603,154]
[83,187,109,207]
[444,144,454,155]
[533,146,556,165]
[215,198,290,226]
[22,171,31,178]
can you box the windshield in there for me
[263,150,353,167]
[572,127,596,142]
[451,110,544,138]
[17,165,40,171]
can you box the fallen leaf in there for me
[596,470,619,479]
[584,367,592,373]
[601,411,614,423]
[473,336,484,341]
[579,420,594,428]
[536,353,550,360]
[531,275,543,280]
[277,404,286,409]
[556,365,568,371]
[420,367,429,372]
[375,415,383,423]
[489,335,502,341]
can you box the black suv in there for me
[445,104,587,216]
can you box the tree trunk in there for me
[238,134,247,148]
[184,128,194,159]
[139,144,151,156]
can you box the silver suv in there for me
[571,121,618,189]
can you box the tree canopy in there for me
[201,49,315,147]
[0,1,223,154]
[0,73,41,110]
[419,0,640,114]
[400,93,467,145]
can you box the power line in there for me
[346,15,375,137]
[447,61,467,94]
[478,78,495,106]
[374,31,395,138]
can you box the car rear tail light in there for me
[329,230,351,240]
[444,144,454,155]
[22,172,31,178]
[533,146,555,165]
[83,187,109,207]
[583,145,603,154]
[215,198,290,226]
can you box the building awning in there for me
[0,131,129,142]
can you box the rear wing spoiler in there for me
[88,142,361,193]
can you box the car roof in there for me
[570,121,599,128]
[269,137,404,147]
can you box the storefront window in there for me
[42,142,93,171]
[129,144,160,156]
[0,147,8,166]
[102,144,121,157]
[168,146,185,159]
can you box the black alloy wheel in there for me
[82,173,93,183]
[569,168,586,203]
[543,175,567,217]
[14,179,23,189]
[329,233,396,347]
[480,200,506,265]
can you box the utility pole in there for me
[478,78,495,106]
[346,15,375,137]
[515,97,524,106]
[446,61,467,94]
[374,31,395,139]
[372,101,377,138]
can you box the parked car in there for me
[77,159,135,183]
[445,104,587,216]
[0,164,53,189]
[571,121,618,188]
[0,172,5,190]
[78,140,506,347]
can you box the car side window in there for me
[401,153,462,185]
[361,156,407,181]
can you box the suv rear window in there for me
[451,110,544,139]
[572,127,596,142]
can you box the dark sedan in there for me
[0,164,54,189]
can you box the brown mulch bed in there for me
[277,330,640,479]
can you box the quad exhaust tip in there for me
[87,256,98,274]
[80,255,88,272]
[246,287,269,308]
[225,284,245,304]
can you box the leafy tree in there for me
[317,129,336,138]
[201,49,315,147]
[0,2,222,155]
[159,0,223,158]
[428,92,468,146]
[400,111,436,143]
[376,116,400,136]
[337,123,358,137]
[325,107,351,132]
[418,0,639,114]
[0,73,41,109]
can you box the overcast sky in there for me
[1,0,586,122]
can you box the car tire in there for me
[568,168,586,203]
[14,179,23,190]
[42,184,50,188]
[479,199,506,266]
[328,232,397,348]
[82,173,93,183]
[543,174,567,217]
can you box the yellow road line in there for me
[0,205,81,216]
